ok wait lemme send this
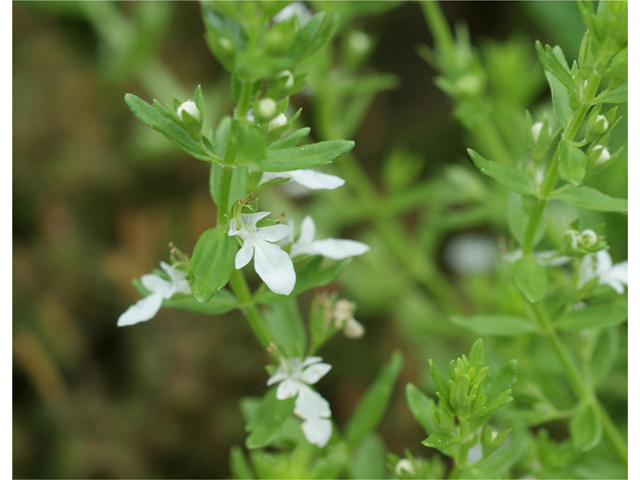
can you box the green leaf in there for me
[257,140,355,172]
[233,120,266,166]
[132,280,237,315]
[254,257,351,304]
[507,192,546,246]
[468,149,536,195]
[269,127,311,150]
[535,42,579,95]
[570,401,603,452]
[344,351,404,444]
[429,360,451,406]
[163,290,237,314]
[264,299,307,358]
[559,141,588,186]
[406,384,438,435]
[545,71,572,127]
[591,328,620,387]
[124,94,218,162]
[185,228,237,302]
[514,257,548,303]
[484,359,518,400]
[230,446,256,480]
[245,387,295,449]
[450,314,536,336]
[595,83,627,104]
[469,429,529,479]
[469,339,485,373]
[553,186,627,213]
[350,434,386,480]
[555,301,627,331]
[422,432,458,450]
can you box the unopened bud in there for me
[343,318,365,339]
[277,70,294,89]
[395,459,415,476]
[177,100,200,123]
[531,122,543,143]
[595,146,611,165]
[581,229,598,247]
[257,98,277,120]
[333,299,354,328]
[268,113,287,132]
[348,31,371,55]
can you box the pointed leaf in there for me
[344,351,404,444]
[553,186,627,214]
[186,228,237,302]
[468,149,536,195]
[570,402,603,452]
[406,384,438,435]
[595,83,627,104]
[450,315,536,336]
[246,387,295,449]
[258,140,355,172]
[264,299,307,358]
[514,257,548,303]
[555,301,627,331]
[559,141,588,186]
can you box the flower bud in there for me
[595,146,611,165]
[267,113,287,133]
[531,122,543,143]
[395,459,415,477]
[333,299,354,328]
[586,114,610,142]
[256,98,277,121]
[277,70,294,89]
[177,100,200,123]
[177,100,202,140]
[343,318,365,339]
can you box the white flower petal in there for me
[257,224,292,243]
[608,261,628,284]
[301,363,332,385]
[305,238,370,260]
[241,212,271,227]
[294,385,331,419]
[602,278,625,295]
[253,242,296,295]
[287,170,345,190]
[298,216,316,246]
[117,293,164,327]
[160,262,191,295]
[300,356,323,369]
[259,172,292,186]
[235,241,254,269]
[276,379,300,399]
[267,368,288,386]
[595,250,613,275]
[300,416,332,448]
[343,318,365,339]
[140,274,174,297]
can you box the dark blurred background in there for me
[13,2,626,478]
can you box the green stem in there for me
[217,165,234,226]
[531,304,627,465]
[229,269,275,356]
[235,80,254,120]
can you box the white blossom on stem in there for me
[260,169,345,190]
[291,216,369,260]
[578,250,628,294]
[118,262,191,327]
[267,356,333,447]
[229,212,296,295]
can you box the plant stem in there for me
[229,269,276,357]
[530,303,627,465]
[217,165,234,226]
[235,80,253,120]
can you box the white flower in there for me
[273,2,313,26]
[444,234,498,274]
[177,100,200,123]
[291,216,369,260]
[229,212,296,295]
[267,356,332,447]
[118,262,191,327]
[260,169,345,190]
[268,113,287,133]
[578,250,628,294]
